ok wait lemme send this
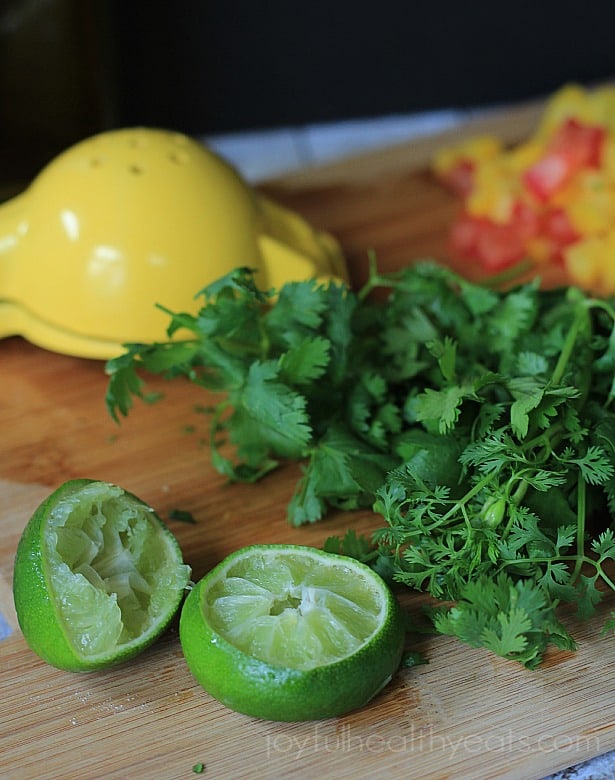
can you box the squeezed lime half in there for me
[13,479,191,671]
[180,543,405,721]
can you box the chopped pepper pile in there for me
[432,83,615,293]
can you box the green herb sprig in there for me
[105,259,615,666]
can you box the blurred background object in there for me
[3,0,615,187]
[0,0,115,186]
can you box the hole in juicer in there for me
[168,150,189,165]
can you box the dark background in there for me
[3,0,615,183]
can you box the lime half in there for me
[13,479,191,671]
[179,544,405,721]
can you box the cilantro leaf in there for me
[432,573,575,669]
[231,361,312,461]
[413,384,472,434]
[278,336,331,385]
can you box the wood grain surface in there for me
[3,100,615,780]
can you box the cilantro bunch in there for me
[106,264,404,523]
[106,260,615,667]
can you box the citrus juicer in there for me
[0,127,348,359]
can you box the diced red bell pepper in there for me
[438,159,475,197]
[523,118,606,201]
[523,153,572,201]
[449,201,540,271]
[540,207,581,265]
[550,117,605,168]
[542,207,580,246]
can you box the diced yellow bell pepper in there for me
[588,86,615,131]
[504,140,543,172]
[535,84,599,140]
[557,171,615,234]
[600,138,615,183]
[525,237,555,265]
[564,235,606,288]
[467,157,528,223]
[431,135,502,176]
[564,229,615,293]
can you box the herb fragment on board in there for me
[400,651,428,669]
[168,509,197,524]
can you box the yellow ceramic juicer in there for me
[0,127,348,359]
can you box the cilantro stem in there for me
[571,471,587,585]
[480,258,536,289]
[519,424,564,456]
[596,563,615,593]
[588,297,615,323]
[357,250,388,301]
[550,297,590,387]
[439,472,495,525]
[509,477,529,505]
[501,552,615,594]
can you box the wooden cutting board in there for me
[3,99,615,780]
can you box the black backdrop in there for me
[109,1,615,133]
[3,0,615,182]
